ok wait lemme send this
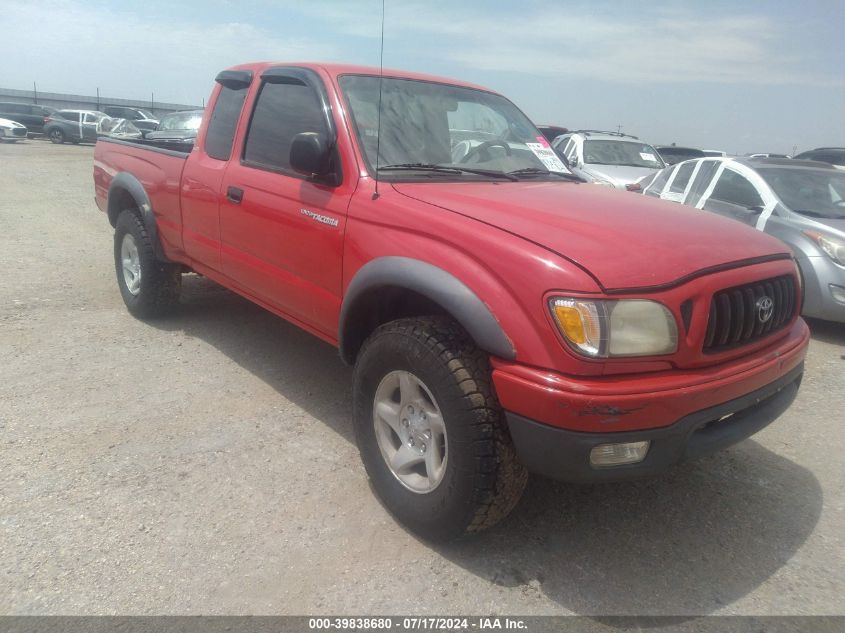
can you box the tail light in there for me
[625,182,642,192]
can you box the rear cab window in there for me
[205,83,249,161]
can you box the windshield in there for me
[339,75,571,180]
[138,110,155,119]
[760,167,845,219]
[583,140,665,168]
[158,112,202,131]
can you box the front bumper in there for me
[0,127,27,140]
[506,362,803,482]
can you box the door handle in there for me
[226,186,244,204]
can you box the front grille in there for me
[703,275,796,353]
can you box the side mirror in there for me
[290,132,334,182]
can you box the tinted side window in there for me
[205,85,248,161]
[668,162,695,193]
[686,160,720,205]
[711,169,763,208]
[243,80,328,173]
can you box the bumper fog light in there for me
[590,441,650,467]
[830,284,845,305]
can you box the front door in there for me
[219,68,354,338]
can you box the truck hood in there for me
[392,181,791,291]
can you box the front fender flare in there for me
[339,256,515,363]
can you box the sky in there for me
[0,0,843,154]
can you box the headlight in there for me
[549,298,678,358]
[805,231,845,266]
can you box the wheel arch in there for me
[107,172,169,261]
[339,257,515,365]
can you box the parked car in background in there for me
[101,118,143,140]
[748,153,790,159]
[793,147,845,170]
[552,130,665,189]
[44,109,111,144]
[656,145,706,165]
[145,109,204,144]
[537,125,568,143]
[641,156,845,323]
[703,150,727,157]
[0,117,28,142]
[0,102,56,135]
[102,106,159,133]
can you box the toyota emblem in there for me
[756,296,774,324]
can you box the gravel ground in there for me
[1,140,843,616]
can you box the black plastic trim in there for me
[106,172,169,262]
[215,70,254,90]
[339,256,515,363]
[602,253,793,294]
[506,362,803,483]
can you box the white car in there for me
[551,130,666,189]
[0,117,28,142]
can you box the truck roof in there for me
[222,61,497,94]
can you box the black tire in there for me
[48,128,65,144]
[353,317,528,541]
[113,210,181,318]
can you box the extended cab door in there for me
[218,67,355,338]
[180,72,252,271]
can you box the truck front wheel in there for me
[352,317,527,541]
[113,210,181,318]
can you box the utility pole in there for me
[96,87,100,111]
[151,92,154,111]
[616,124,622,134]
[33,81,37,104]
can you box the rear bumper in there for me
[506,362,803,482]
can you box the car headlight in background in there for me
[804,231,845,266]
[590,176,617,188]
[550,298,678,357]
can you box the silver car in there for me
[551,130,666,189]
[641,156,845,323]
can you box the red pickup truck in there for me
[94,62,809,541]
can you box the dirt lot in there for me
[1,140,844,616]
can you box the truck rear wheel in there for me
[352,317,527,541]
[113,210,181,318]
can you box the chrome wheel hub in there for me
[120,233,142,296]
[373,370,447,493]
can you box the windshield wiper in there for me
[378,163,518,181]
[507,167,586,183]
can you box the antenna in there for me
[372,0,385,200]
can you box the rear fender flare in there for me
[107,172,168,261]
